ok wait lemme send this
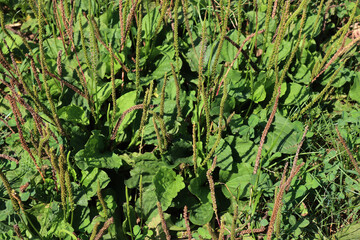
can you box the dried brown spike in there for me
[13,224,23,240]
[94,217,114,240]
[5,95,45,181]
[19,182,30,192]
[183,205,192,240]
[157,201,171,240]
[206,156,220,226]
[267,162,288,239]
[336,126,360,176]
[253,84,281,175]
[0,154,19,164]
[57,50,63,77]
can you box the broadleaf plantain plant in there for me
[0,0,359,239]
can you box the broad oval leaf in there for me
[220,162,253,199]
[80,168,110,199]
[58,105,89,125]
[153,167,185,211]
[207,136,233,171]
[264,114,304,154]
[188,168,211,203]
[189,202,213,226]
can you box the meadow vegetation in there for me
[0,0,360,239]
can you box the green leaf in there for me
[188,168,211,203]
[142,99,180,145]
[58,105,89,125]
[220,30,243,64]
[292,64,311,84]
[43,38,64,58]
[323,67,353,88]
[208,136,233,171]
[229,137,257,163]
[349,72,360,103]
[124,155,165,223]
[75,151,123,170]
[78,130,106,156]
[142,7,161,40]
[153,167,185,211]
[228,71,249,102]
[151,53,181,80]
[277,41,292,63]
[52,221,75,239]
[124,153,163,189]
[73,205,91,233]
[262,41,292,66]
[298,218,310,228]
[220,162,253,199]
[80,168,110,199]
[293,15,322,37]
[289,215,296,226]
[281,82,308,105]
[0,222,12,237]
[189,202,213,225]
[113,90,137,134]
[142,185,158,222]
[72,131,113,171]
[197,226,213,239]
[210,95,236,116]
[97,55,110,80]
[96,79,123,107]
[248,114,260,128]
[164,140,193,167]
[252,83,266,103]
[264,115,303,154]
[97,191,117,217]
[186,34,212,73]
[27,202,62,237]
[47,78,62,98]
[246,11,266,31]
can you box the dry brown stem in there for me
[27,54,42,89]
[157,201,171,240]
[237,226,266,236]
[6,95,45,181]
[287,125,309,191]
[267,162,288,239]
[0,154,19,164]
[0,117,15,135]
[44,60,87,98]
[310,35,360,84]
[121,0,139,51]
[183,205,192,240]
[94,217,114,240]
[20,182,30,193]
[192,123,197,172]
[253,85,281,175]
[0,46,15,76]
[59,0,75,50]
[267,160,305,238]
[335,126,360,176]
[57,50,62,77]
[272,0,278,18]
[119,0,124,49]
[52,0,67,53]
[207,156,220,226]
[110,104,156,141]
[216,29,265,96]
[13,224,23,240]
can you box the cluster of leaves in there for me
[0,0,359,239]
